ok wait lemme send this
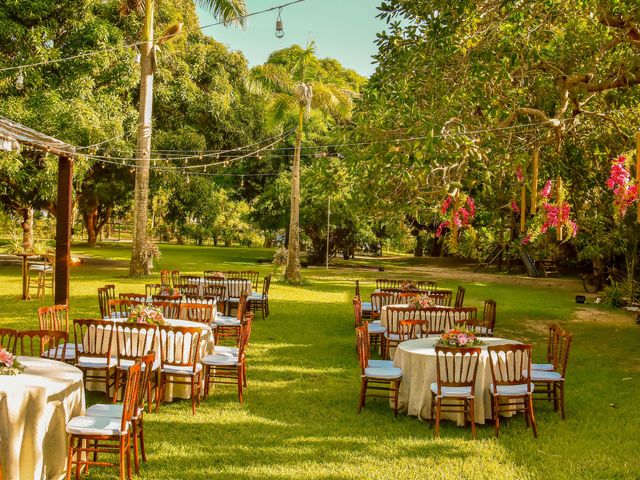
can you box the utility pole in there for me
[326,196,330,269]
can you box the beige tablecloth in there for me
[0,357,85,480]
[393,337,521,425]
[85,319,215,401]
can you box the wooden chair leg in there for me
[469,398,476,440]
[113,369,121,403]
[434,398,441,437]
[132,422,140,474]
[528,395,538,438]
[493,397,500,437]
[237,366,243,404]
[75,438,82,480]
[358,378,367,413]
[139,417,147,462]
[190,376,196,414]
[65,435,74,480]
[119,437,126,480]
[559,383,566,420]
[393,381,399,417]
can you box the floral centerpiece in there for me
[160,286,180,296]
[206,271,225,279]
[126,305,166,326]
[409,294,435,309]
[401,281,418,292]
[0,347,24,375]
[436,328,484,347]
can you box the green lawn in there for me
[1,244,639,479]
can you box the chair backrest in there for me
[421,307,451,334]
[555,330,573,376]
[174,283,199,296]
[201,284,225,299]
[160,270,171,286]
[352,296,364,327]
[224,271,245,279]
[181,303,214,323]
[385,306,420,336]
[151,301,181,319]
[121,362,142,432]
[545,322,561,364]
[236,291,249,320]
[262,275,272,296]
[170,270,181,286]
[158,325,202,372]
[434,346,481,395]
[238,312,254,356]
[180,275,202,285]
[0,328,17,354]
[355,325,370,371]
[145,283,163,297]
[454,286,466,308]
[138,352,156,408]
[397,292,420,301]
[415,280,437,291]
[488,343,532,391]
[375,279,403,289]
[483,299,497,335]
[18,329,68,360]
[38,304,70,332]
[98,288,110,319]
[73,319,115,360]
[370,292,397,313]
[108,299,140,319]
[104,284,116,302]
[240,271,259,286]
[226,279,251,298]
[355,280,361,297]
[115,323,157,365]
[119,293,148,303]
[399,319,429,341]
[448,307,478,327]
[429,291,453,307]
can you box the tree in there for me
[126,0,247,277]
[248,43,357,282]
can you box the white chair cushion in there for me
[490,383,535,396]
[214,316,241,327]
[362,302,372,311]
[247,293,263,301]
[76,356,116,369]
[367,323,386,334]
[161,363,202,375]
[105,312,127,320]
[430,383,473,398]
[66,415,129,436]
[117,359,160,371]
[531,370,563,382]
[86,404,143,419]
[531,363,554,371]
[371,320,381,326]
[201,354,240,366]
[364,366,402,380]
[29,265,52,271]
[368,359,393,369]
[383,332,400,341]
[47,343,82,361]
[214,346,239,357]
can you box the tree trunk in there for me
[129,0,154,277]
[414,234,424,257]
[21,207,33,252]
[284,107,303,283]
[84,208,98,247]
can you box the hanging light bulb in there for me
[15,69,24,91]
[275,7,284,38]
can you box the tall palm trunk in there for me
[129,0,154,277]
[285,106,303,282]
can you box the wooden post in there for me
[531,149,539,214]
[55,155,73,305]
[636,131,640,223]
[520,185,526,232]
[556,176,564,241]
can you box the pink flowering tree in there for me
[435,192,476,252]
[606,155,638,219]
[521,179,578,245]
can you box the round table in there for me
[392,337,521,425]
[0,357,85,480]
[84,318,215,401]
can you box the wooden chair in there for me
[17,329,68,360]
[174,283,199,296]
[375,279,403,289]
[151,300,181,320]
[113,323,158,404]
[356,325,402,415]
[478,299,497,336]
[180,275,202,285]
[487,343,537,438]
[170,270,180,286]
[226,279,251,315]
[104,284,117,302]
[119,293,148,303]
[157,325,203,414]
[28,254,54,300]
[355,280,372,319]
[203,284,227,314]
[353,296,386,354]
[454,286,466,307]
[38,305,77,362]
[0,328,17,353]
[429,290,453,307]
[160,270,171,286]
[383,306,419,359]
[532,323,561,371]
[108,299,140,319]
[399,319,430,342]
[202,312,253,404]
[181,303,215,324]
[415,280,437,291]
[532,329,572,419]
[145,283,163,297]
[73,319,116,399]
[370,292,397,321]
[213,292,248,345]
[448,307,479,328]
[65,361,140,480]
[98,288,110,319]
[249,275,271,319]
[85,353,155,474]
[431,346,481,439]
[422,307,451,334]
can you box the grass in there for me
[1,244,639,479]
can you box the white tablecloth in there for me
[0,357,85,480]
[393,337,521,425]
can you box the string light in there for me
[275,7,285,38]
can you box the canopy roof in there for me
[0,116,75,157]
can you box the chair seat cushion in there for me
[430,383,473,398]
[368,359,394,369]
[214,316,241,327]
[490,383,535,396]
[202,354,240,366]
[161,363,202,375]
[531,370,563,382]
[105,312,127,320]
[47,343,82,361]
[66,415,129,436]
[247,293,264,301]
[86,404,144,419]
[76,356,116,369]
[383,332,400,341]
[214,346,239,357]
[364,366,402,380]
[361,302,372,312]
[29,265,52,272]
[531,363,554,371]
[117,359,160,371]
[367,323,386,334]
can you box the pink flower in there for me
[607,156,630,190]
[510,200,520,214]
[441,196,452,214]
[516,166,524,183]
[457,334,469,346]
[435,221,449,237]
[452,211,462,227]
[466,196,476,217]
[0,348,14,368]
[520,235,531,245]
[540,180,552,199]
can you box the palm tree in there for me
[126,0,247,277]
[249,43,356,282]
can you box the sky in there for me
[197,0,387,78]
